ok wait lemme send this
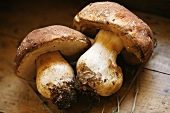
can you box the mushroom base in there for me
[50,81,76,109]
[36,51,77,109]
[75,80,100,98]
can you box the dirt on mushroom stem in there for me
[49,81,77,109]
[36,51,77,109]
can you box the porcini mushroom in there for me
[14,25,91,109]
[73,2,154,96]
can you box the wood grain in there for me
[0,1,170,113]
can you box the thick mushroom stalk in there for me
[36,51,75,109]
[76,29,124,96]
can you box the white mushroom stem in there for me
[36,51,74,99]
[76,29,124,96]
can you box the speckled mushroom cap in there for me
[14,25,91,81]
[73,1,154,64]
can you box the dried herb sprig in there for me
[113,64,143,113]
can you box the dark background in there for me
[0,0,169,41]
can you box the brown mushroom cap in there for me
[73,1,154,64]
[14,25,91,81]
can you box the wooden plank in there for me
[121,69,170,113]
[0,1,170,113]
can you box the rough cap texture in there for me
[73,1,154,64]
[14,25,91,81]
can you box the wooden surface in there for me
[0,1,170,113]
